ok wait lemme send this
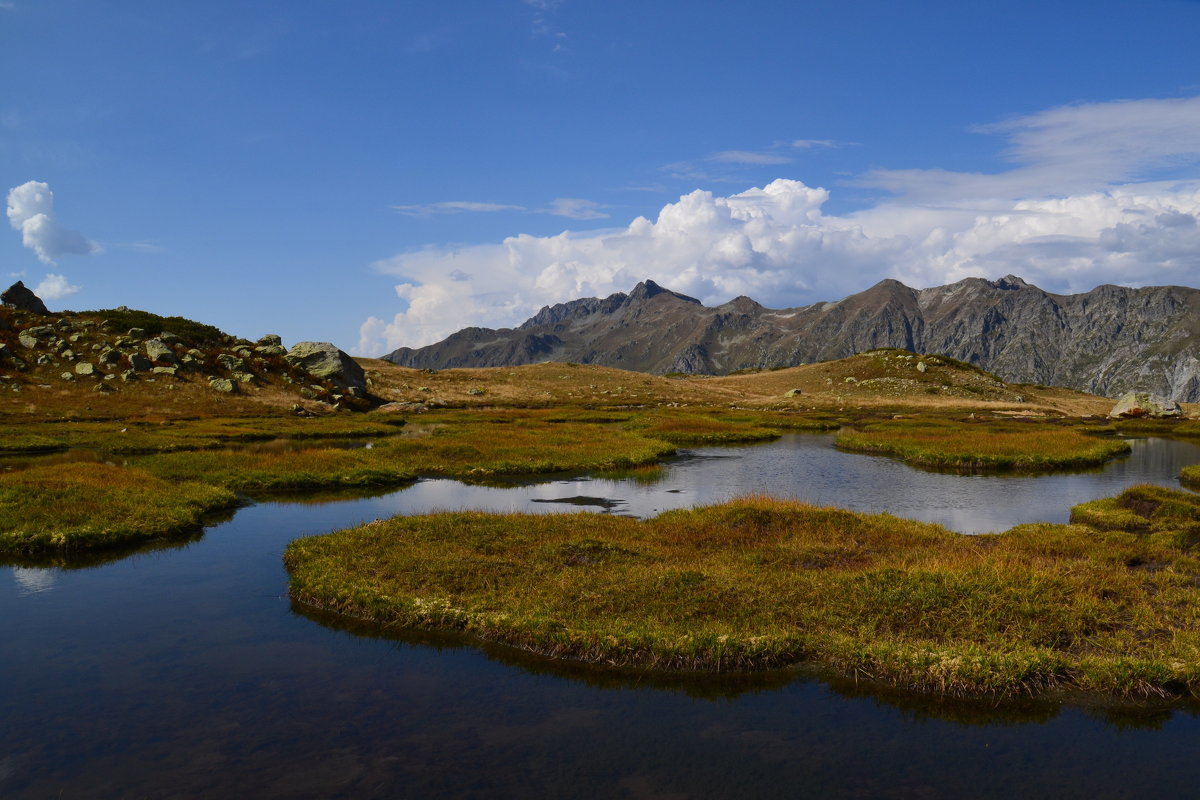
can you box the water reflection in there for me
[354,435,1200,534]
[11,567,56,596]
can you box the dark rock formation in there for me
[383,276,1200,401]
[2,281,49,315]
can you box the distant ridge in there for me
[383,276,1200,402]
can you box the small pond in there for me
[3,434,1200,798]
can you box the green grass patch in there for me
[836,418,1131,471]
[628,411,781,445]
[136,447,418,492]
[286,490,1200,698]
[1183,464,1200,489]
[80,307,228,344]
[0,462,237,553]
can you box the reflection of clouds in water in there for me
[12,567,56,595]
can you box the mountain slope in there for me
[382,276,1200,401]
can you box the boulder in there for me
[145,339,179,365]
[258,334,282,347]
[284,341,366,395]
[217,354,246,372]
[209,378,238,393]
[784,388,802,397]
[1,281,49,314]
[74,362,96,377]
[1108,391,1183,419]
[129,353,152,372]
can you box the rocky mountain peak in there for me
[383,275,1200,401]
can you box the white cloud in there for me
[34,273,80,300]
[6,181,100,264]
[545,198,608,220]
[710,150,793,165]
[791,139,839,149]
[358,97,1200,357]
[392,201,526,216]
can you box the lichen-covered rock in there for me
[284,341,366,395]
[217,354,246,372]
[209,378,238,393]
[145,339,178,365]
[151,366,177,376]
[784,388,802,397]
[1108,391,1183,419]
[258,334,282,347]
[1,281,49,314]
[74,362,95,376]
[129,353,152,372]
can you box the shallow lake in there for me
[4,434,1200,798]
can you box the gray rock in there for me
[151,366,178,376]
[98,348,121,365]
[127,328,146,338]
[1,281,49,314]
[258,334,282,346]
[232,371,256,385]
[129,353,152,372]
[75,362,96,376]
[254,344,287,357]
[145,339,179,365]
[284,342,366,394]
[217,354,246,372]
[120,370,136,382]
[1108,392,1183,419]
[917,361,928,373]
[784,388,802,397]
[209,378,238,393]
[158,332,183,345]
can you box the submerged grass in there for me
[0,462,237,553]
[286,487,1200,699]
[836,418,1131,471]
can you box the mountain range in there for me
[382,275,1200,402]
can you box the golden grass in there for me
[836,418,1131,471]
[286,488,1200,699]
[0,462,237,553]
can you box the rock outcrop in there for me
[1108,392,1183,419]
[383,276,1200,401]
[2,281,49,315]
[285,342,366,397]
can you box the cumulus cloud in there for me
[358,97,1200,357]
[34,273,80,300]
[6,181,99,264]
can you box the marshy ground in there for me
[4,350,1200,702]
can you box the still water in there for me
[3,435,1200,799]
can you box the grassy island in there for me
[0,462,237,553]
[1183,464,1200,489]
[286,486,1200,699]
[836,418,1131,471]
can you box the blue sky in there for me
[3,0,1200,354]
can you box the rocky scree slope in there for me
[383,276,1200,402]
[0,299,369,408]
